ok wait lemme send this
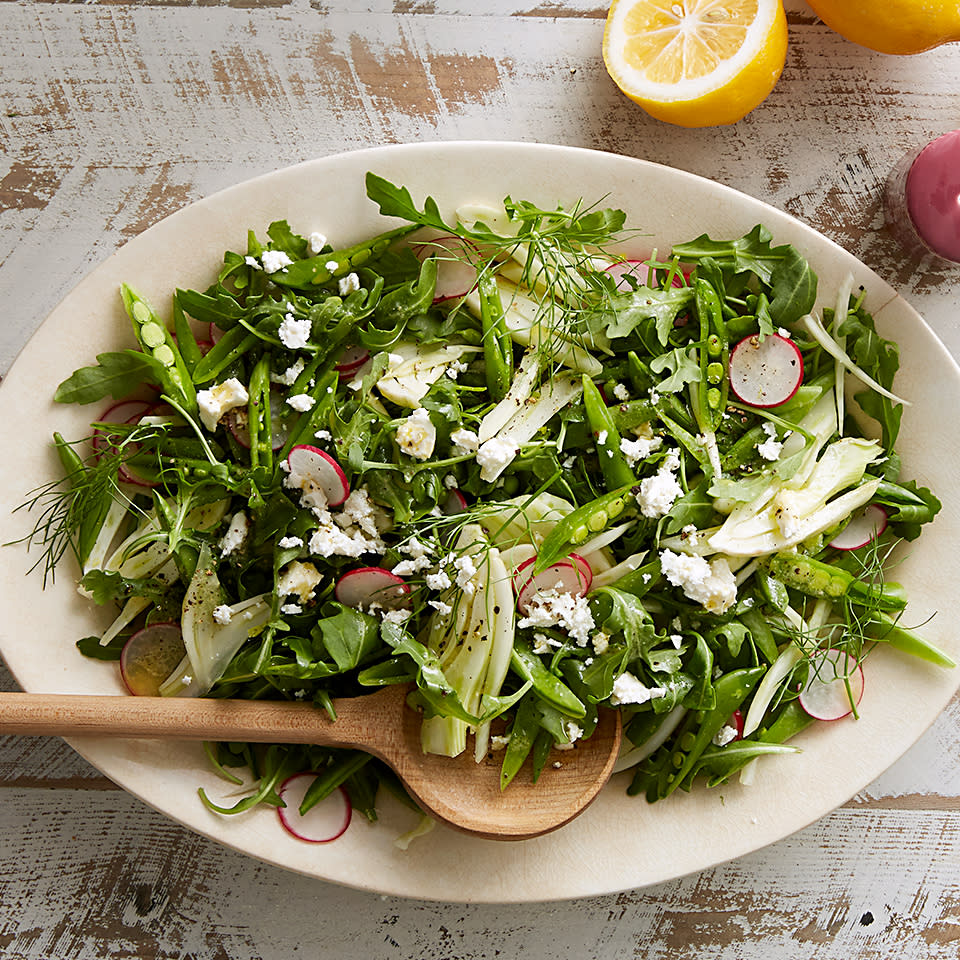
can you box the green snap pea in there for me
[695,278,728,432]
[764,553,907,612]
[172,296,204,375]
[582,376,637,489]
[510,639,586,719]
[478,273,512,402]
[500,692,540,790]
[863,611,956,668]
[247,354,273,472]
[610,399,658,434]
[534,481,636,571]
[657,665,765,800]
[192,327,258,384]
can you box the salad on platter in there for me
[18,172,951,836]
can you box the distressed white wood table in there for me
[1,1,959,956]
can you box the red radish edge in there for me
[829,504,889,551]
[286,445,350,507]
[335,344,370,375]
[728,333,804,408]
[798,650,865,722]
[730,708,744,741]
[335,566,411,611]
[120,622,185,697]
[514,556,592,615]
[277,774,352,844]
[412,234,481,303]
[442,488,468,515]
[93,399,158,487]
[228,388,291,452]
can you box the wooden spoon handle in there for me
[0,688,406,756]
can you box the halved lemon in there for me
[603,0,788,128]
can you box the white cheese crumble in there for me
[338,272,361,296]
[713,724,739,747]
[453,554,478,593]
[314,428,332,441]
[756,420,783,461]
[281,603,303,615]
[244,255,262,271]
[278,313,312,350]
[428,599,453,617]
[635,451,682,517]
[490,735,511,751]
[518,587,595,646]
[592,632,610,655]
[196,377,249,432]
[277,561,322,602]
[212,604,233,625]
[613,382,630,401]
[220,511,249,556]
[261,250,293,274]
[396,407,436,460]
[450,427,479,453]
[609,671,667,706]
[425,570,452,591]
[286,393,316,413]
[324,260,339,271]
[278,535,304,549]
[620,433,663,468]
[659,549,738,614]
[271,358,305,386]
[391,554,433,576]
[308,232,327,255]
[476,435,519,482]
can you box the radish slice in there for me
[412,234,480,303]
[277,774,352,844]
[731,708,744,739]
[798,649,864,721]
[227,388,291,451]
[93,400,158,487]
[605,259,684,291]
[286,445,349,507]
[728,333,804,408]
[515,557,591,615]
[335,567,411,611]
[196,339,214,356]
[567,553,594,593]
[442,488,468,515]
[829,504,889,550]
[120,623,186,697]
[335,344,370,375]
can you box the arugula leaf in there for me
[79,569,174,606]
[874,478,942,539]
[55,351,165,405]
[315,604,380,672]
[77,634,126,661]
[650,346,701,392]
[600,286,696,343]
[672,225,781,283]
[266,220,308,260]
[365,173,449,232]
[768,247,818,324]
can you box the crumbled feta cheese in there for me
[453,553,478,592]
[314,428,332,441]
[392,554,433,576]
[278,535,304,549]
[425,570,452,591]
[713,724,739,747]
[445,359,469,380]
[564,720,584,743]
[533,632,559,655]
[450,427,479,453]
[181,675,193,686]
[281,603,303,615]
[592,632,610,655]
[428,599,453,617]
[286,393,316,413]
[635,451,682,517]
[518,588,595,646]
[681,524,700,545]
[609,671,667,706]
[308,232,327,255]
[278,313,312,350]
[277,560,322,602]
[597,429,608,445]
[613,382,630,401]
[212,604,233,625]
[261,250,293,274]
[220,511,249,556]
[476,435,519,482]
[490,735,511,751]
[244,255,262,271]
[562,456,576,470]
[338,272,361,296]
[756,421,783,461]
[271,358,305,386]
[670,633,683,649]
[324,260,339,271]
[381,609,412,626]
[777,327,791,339]
[659,549,738,614]
[197,377,249,432]
[396,407,436,460]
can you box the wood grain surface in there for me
[2,1,959,956]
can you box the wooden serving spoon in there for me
[0,686,622,841]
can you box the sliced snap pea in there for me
[510,639,586,719]
[582,376,637,489]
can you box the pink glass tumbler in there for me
[885,130,960,265]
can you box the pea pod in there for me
[478,273,513,402]
[610,398,658,434]
[53,433,112,567]
[764,552,907,611]
[499,692,540,790]
[582,376,637,489]
[510,639,586,719]
[863,611,956,668]
[695,278,728,431]
[247,354,273,472]
[120,285,197,415]
[534,481,636,572]
[267,224,419,289]
[651,665,765,800]
[192,326,258,384]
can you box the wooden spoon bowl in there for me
[0,686,622,841]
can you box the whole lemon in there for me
[806,0,960,55]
